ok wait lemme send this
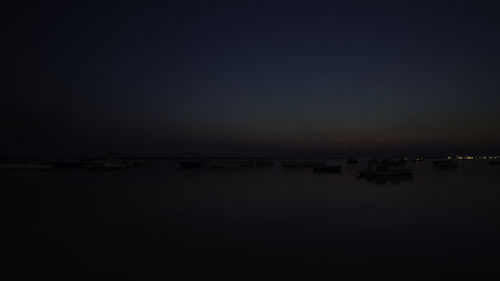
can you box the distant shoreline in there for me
[1,155,499,161]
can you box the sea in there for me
[3,159,500,280]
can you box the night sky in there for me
[4,0,500,156]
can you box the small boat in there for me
[490,161,500,165]
[346,158,359,164]
[83,160,127,171]
[313,165,342,173]
[367,159,379,165]
[0,163,54,172]
[209,160,239,169]
[178,160,203,169]
[282,160,326,168]
[413,157,423,162]
[432,159,458,169]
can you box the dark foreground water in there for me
[3,160,500,280]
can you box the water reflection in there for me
[3,158,500,279]
[366,175,413,185]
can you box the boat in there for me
[413,157,423,162]
[83,160,127,171]
[313,165,342,173]
[490,161,500,165]
[367,159,379,165]
[346,158,359,164]
[0,163,54,172]
[432,159,458,169]
[209,160,240,169]
[282,160,326,168]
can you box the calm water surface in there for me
[3,160,500,280]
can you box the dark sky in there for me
[3,0,500,156]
